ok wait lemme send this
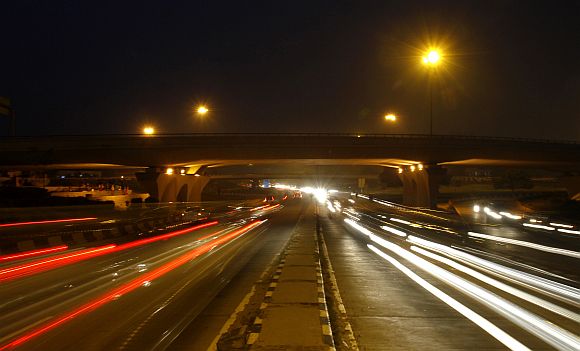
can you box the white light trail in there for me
[411,246,580,323]
[550,223,574,229]
[327,201,336,213]
[558,228,580,235]
[380,225,407,237]
[467,232,580,259]
[370,235,580,351]
[499,212,522,220]
[390,218,412,225]
[523,223,555,231]
[407,236,580,307]
[367,244,530,351]
[484,207,502,219]
[300,187,328,204]
[344,218,373,236]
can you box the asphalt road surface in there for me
[322,195,579,350]
[1,196,578,350]
[0,202,294,351]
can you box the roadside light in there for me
[197,106,209,115]
[422,48,443,136]
[418,164,424,171]
[397,167,403,174]
[384,114,397,122]
[166,168,174,175]
[180,169,185,175]
[422,50,441,65]
[410,165,416,172]
[143,126,155,135]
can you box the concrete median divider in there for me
[216,211,336,351]
[16,240,35,252]
[48,235,65,246]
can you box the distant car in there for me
[292,191,302,199]
[263,195,275,202]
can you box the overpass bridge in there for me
[1,133,579,207]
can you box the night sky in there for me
[2,1,579,140]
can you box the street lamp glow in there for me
[143,126,155,135]
[165,168,174,175]
[422,49,443,136]
[197,106,209,115]
[384,114,397,122]
[422,50,441,65]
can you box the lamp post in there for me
[142,126,155,135]
[384,113,397,122]
[196,105,209,115]
[422,50,441,135]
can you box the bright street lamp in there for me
[422,49,442,135]
[143,126,155,135]
[196,105,209,115]
[384,114,397,122]
[422,50,440,65]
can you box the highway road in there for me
[1,195,578,350]
[323,195,579,350]
[0,203,286,351]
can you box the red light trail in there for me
[0,221,219,282]
[0,245,69,263]
[0,244,117,282]
[0,218,97,228]
[0,220,264,350]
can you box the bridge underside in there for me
[2,158,579,209]
[1,134,579,208]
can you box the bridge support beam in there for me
[136,169,210,203]
[560,175,580,200]
[398,165,445,208]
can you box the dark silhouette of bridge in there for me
[1,134,579,207]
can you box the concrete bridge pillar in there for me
[398,165,445,208]
[136,169,210,203]
[560,175,580,200]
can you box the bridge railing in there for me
[1,133,578,145]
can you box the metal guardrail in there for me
[0,133,578,145]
